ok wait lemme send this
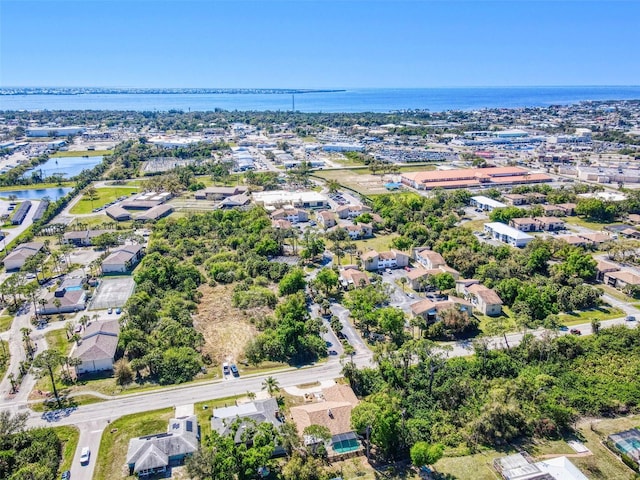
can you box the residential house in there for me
[466,284,503,316]
[577,232,612,246]
[628,213,640,225]
[360,249,409,271]
[558,235,588,247]
[272,219,292,230]
[510,218,539,232]
[37,277,87,315]
[127,415,199,477]
[541,204,566,216]
[339,267,370,289]
[603,269,640,290]
[211,398,284,445]
[317,210,337,229]
[595,260,620,282]
[3,242,44,271]
[410,296,473,324]
[289,384,361,456]
[336,204,372,219]
[557,203,577,216]
[62,230,109,247]
[484,222,534,248]
[535,216,565,231]
[344,223,373,240]
[271,206,309,224]
[620,228,640,240]
[502,193,528,206]
[414,248,446,269]
[470,195,507,212]
[72,319,120,374]
[101,245,144,274]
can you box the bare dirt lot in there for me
[316,170,397,195]
[193,284,272,365]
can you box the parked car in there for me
[80,447,90,465]
[222,362,230,375]
[626,315,636,322]
[328,349,338,355]
[107,307,113,314]
[570,328,581,336]
[115,308,122,314]
[559,325,569,331]
[404,266,411,272]
[230,364,239,377]
[406,292,415,298]
[61,471,70,480]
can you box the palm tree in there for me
[399,277,408,292]
[261,376,280,397]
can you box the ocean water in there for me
[1,86,639,113]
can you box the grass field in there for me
[564,216,615,231]
[51,150,112,157]
[55,426,80,474]
[0,315,13,332]
[559,306,624,325]
[0,340,9,379]
[94,408,174,480]
[70,186,138,214]
[45,329,73,356]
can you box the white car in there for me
[80,447,90,465]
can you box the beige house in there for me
[410,296,473,323]
[414,248,446,269]
[72,320,120,374]
[344,223,373,239]
[3,242,44,271]
[336,204,372,219]
[339,266,370,289]
[317,210,337,229]
[271,206,309,223]
[361,249,409,271]
[604,269,640,290]
[466,284,503,316]
[289,384,360,456]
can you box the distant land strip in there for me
[0,87,346,95]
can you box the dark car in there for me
[230,364,239,377]
[61,471,70,480]
[328,350,338,355]
[626,315,636,322]
[570,328,581,335]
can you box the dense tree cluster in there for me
[346,326,640,458]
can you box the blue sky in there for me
[1,0,639,88]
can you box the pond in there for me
[23,156,103,179]
[0,187,72,200]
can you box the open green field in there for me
[45,328,73,356]
[564,216,615,231]
[0,182,74,192]
[0,314,13,332]
[55,426,80,475]
[94,407,174,480]
[353,233,399,255]
[0,340,9,379]
[559,306,624,325]
[51,150,112,157]
[70,186,138,214]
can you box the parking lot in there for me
[89,277,135,310]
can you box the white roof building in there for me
[471,195,507,211]
[484,222,534,248]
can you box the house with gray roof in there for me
[212,398,284,445]
[101,244,144,274]
[127,415,199,477]
[71,319,120,374]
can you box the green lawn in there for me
[0,315,13,332]
[94,407,174,480]
[564,216,615,231]
[352,233,399,254]
[0,340,9,380]
[70,186,138,214]
[54,426,80,474]
[51,150,112,157]
[194,394,245,438]
[559,306,624,326]
[45,329,74,355]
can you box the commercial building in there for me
[136,204,173,222]
[401,167,551,190]
[321,143,364,152]
[484,223,534,248]
[194,186,248,201]
[62,230,109,247]
[106,205,131,222]
[26,126,85,137]
[253,190,328,209]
